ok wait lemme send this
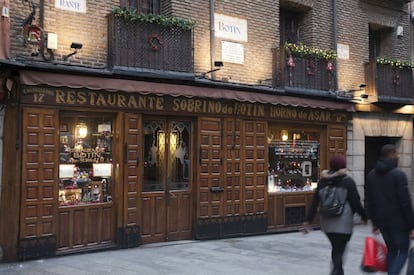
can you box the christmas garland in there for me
[112,7,195,31]
[284,43,337,61]
[376,57,414,70]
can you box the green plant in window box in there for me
[111,6,196,31]
[376,57,414,70]
[284,43,337,61]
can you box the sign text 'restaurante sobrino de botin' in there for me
[22,86,347,123]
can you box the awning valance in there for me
[19,70,354,111]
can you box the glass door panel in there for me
[143,120,166,192]
[141,118,193,243]
[168,121,191,191]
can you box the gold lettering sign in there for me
[269,106,338,122]
[22,86,346,123]
[71,148,104,163]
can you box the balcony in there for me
[364,61,413,103]
[272,47,335,93]
[107,13,193,73]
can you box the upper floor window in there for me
[280,10,301,45]
[369,24,393,62]
[369,28,381,61]
[120,0,161,14]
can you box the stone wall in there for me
[347,113,414,202]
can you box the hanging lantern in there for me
[75,122,88,139]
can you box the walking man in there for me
[366,144,414,275]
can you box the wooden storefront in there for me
[0,70,351,261]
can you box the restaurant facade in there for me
[0,67,352,261]
[1,0,412,264]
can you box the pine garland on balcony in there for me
[111,7,195,31]
[376,57,414,70]
[284,43,337,61]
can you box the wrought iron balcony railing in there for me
[364,61,413,102]
[107,14,193,73]
[272,47,335,93]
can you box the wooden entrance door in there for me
[140,118,193,243]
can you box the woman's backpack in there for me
[318,183,347,217]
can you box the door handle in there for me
[199,146,202,165]
[169,190,177,198]
[124,143,127,162]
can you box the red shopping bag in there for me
[361,236,387,272]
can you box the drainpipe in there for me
[210,0,215,79]
[333,0,338,91]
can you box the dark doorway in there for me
[364,137,400,207]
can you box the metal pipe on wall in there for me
[333,0,338,91]
[210,0,215,79]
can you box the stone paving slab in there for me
[0,225,402,275]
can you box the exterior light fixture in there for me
[63,42,83,61]
[201,61,224,77]
[352,93,370,104]
[214,61,224,67]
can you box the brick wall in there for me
[170,0,279,84]
[6,0,412,87]
[336,0,410,90]
[9,1,118,67]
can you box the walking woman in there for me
[302,154,367,275]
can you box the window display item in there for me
[268,140,319,192]
[58,114,113,206]
[59,188,81,206]
[59,164,75,178]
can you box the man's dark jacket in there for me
[366,159,414,231]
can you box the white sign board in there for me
[55,0,87,13]
[215,14,248,42]
[222,41,244,64]
[337,43,349,60]
[59,164,75,178]
[93,163,112,177]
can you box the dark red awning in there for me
[19,70,354,111]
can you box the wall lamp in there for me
[350,84,370,103]
[202,61,224,77]
[63,42,83,61]
[336,84,368,101]
[349,83,366,92]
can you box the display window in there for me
[58,113,114,206]
[267,126,320,192]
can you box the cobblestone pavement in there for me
[0,224,400,274]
